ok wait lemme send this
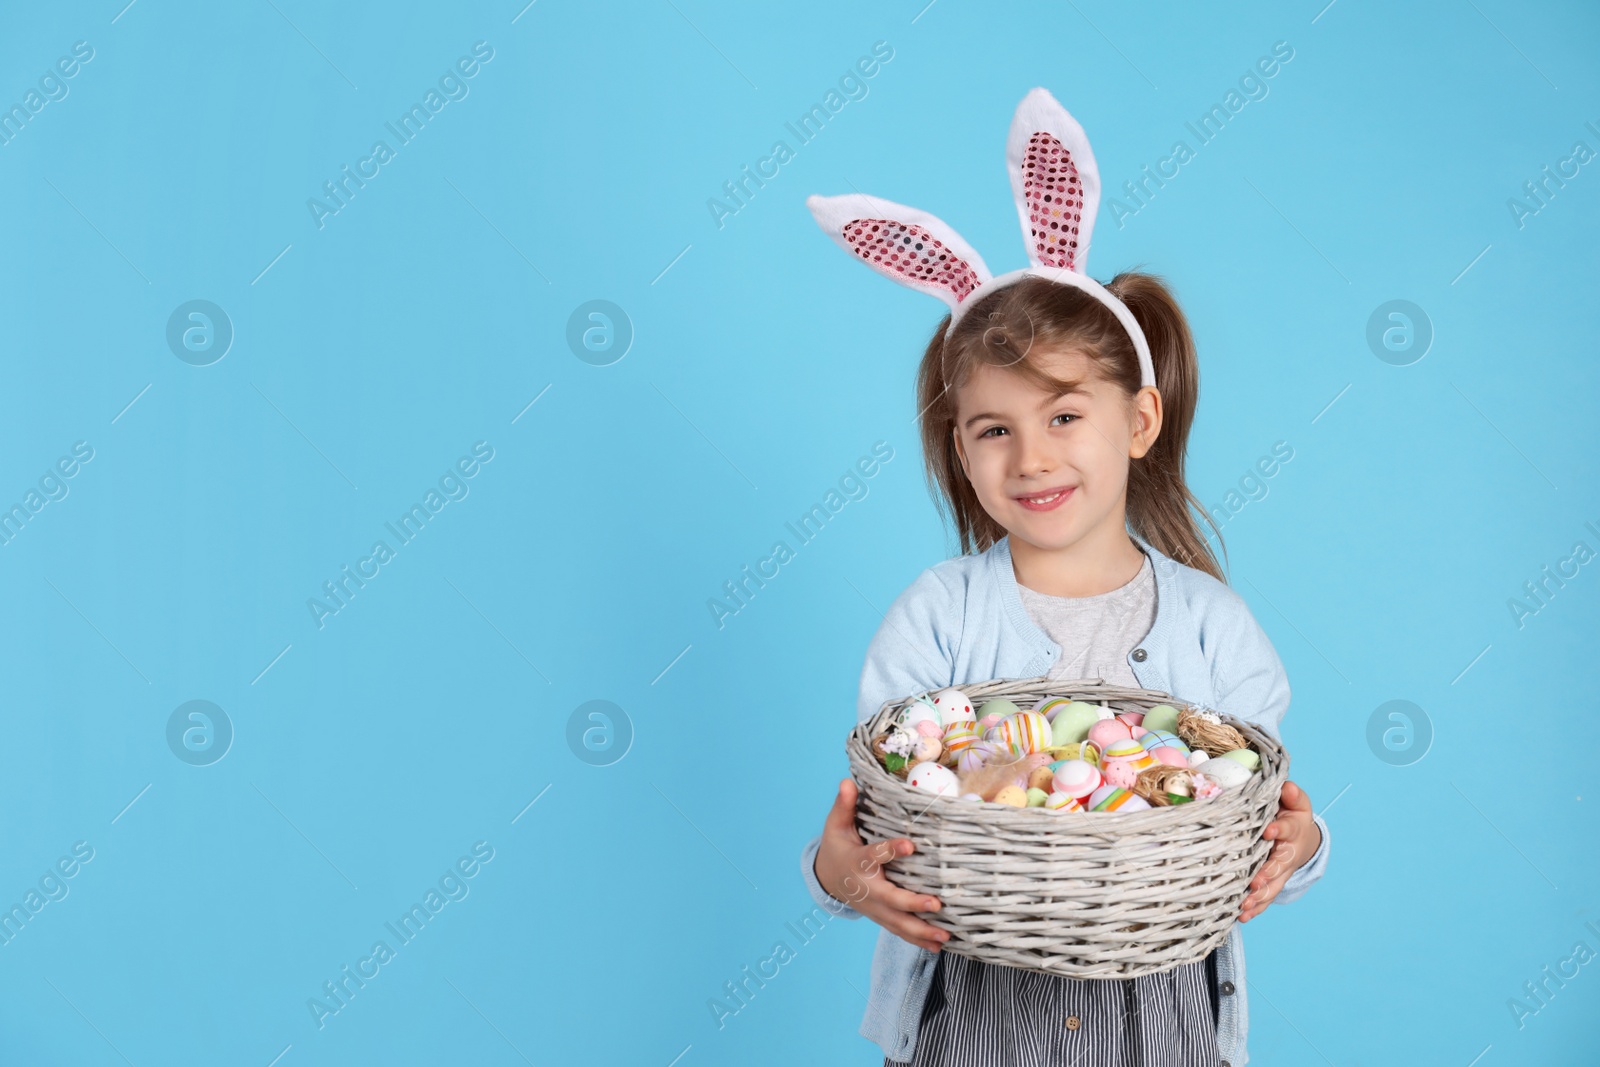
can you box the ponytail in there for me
[1109,272,1225,581]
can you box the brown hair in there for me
[914,270,1226,580]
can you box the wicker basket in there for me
[847,676,1289,979]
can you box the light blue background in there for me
[1,0,1596,1063]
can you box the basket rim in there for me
[848,675,1288,826]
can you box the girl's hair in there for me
[915,270,1226,581]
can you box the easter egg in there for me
[1025,787,1049,807]
[899,698,941,732]
[1051,759,1102,801]
[992,785,1028,807]
[1088,784,1152,813]
[1088,718,1135,751]
[1048,701,1104,746]
[1195,757,1250,790]
[1139,730,1191,756]
[994,711,1053,755]
[1142,704,1180,734]
[977,698,1022,724]
[914,719,943,738]
[930,688,976,723]
[1049,740,1100,764]
[1045,790,1083,812]
[1034,696,1074,720]
[1103,737,1156,770]
[913,735,943,763]
[1153,747,1190,768]
[1099,738,1155,788]
[907,761,960,796]
[1219,748,1261,771]
[1027,765,1056,792]
[942,721,980,756]
[1187,749,1211,769]
[1116,710,1146,729]
[977,713,1005,735]
[958,740,1003,774]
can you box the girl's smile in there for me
[1013,486,1075,511]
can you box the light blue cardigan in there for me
[799,533,1331,1066]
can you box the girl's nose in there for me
[1012,428,1053,476]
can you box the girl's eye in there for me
[1052,413,1078,426]
[978,426,1006,438]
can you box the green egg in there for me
[1142,704,1180,734]
[977,698,1021,721]
[1025,787,1049,807]
[1219,748,1260,771]
[1050,701,1101,746]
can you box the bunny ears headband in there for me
[806,87,1156,389]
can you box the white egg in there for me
[898,699,941,732]
[1195,757,1250,789]
[1187,749,1211,768]
[906,761,960,797]
[931,688,976,723]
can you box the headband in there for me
[805,86,1157,389]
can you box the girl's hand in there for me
[814,778,950,953]
[1238,780,1321,922]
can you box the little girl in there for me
[798,89,1331,1067]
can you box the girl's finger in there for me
[824,779,864,841]
[883,909,951,949]
[862,871,944,916]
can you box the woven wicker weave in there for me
[847,676,1289,979]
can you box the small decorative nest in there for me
[1176,704,1248,755]
[1130,763,1194,807]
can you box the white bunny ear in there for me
[806,193,992,312]
[1005,87,1100,273]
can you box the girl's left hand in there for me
[1238,780,1321,923]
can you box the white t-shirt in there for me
[1015,550,1157,687]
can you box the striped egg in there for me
[1045,790,1083,812]
[1051,759,1101,801]
[1088,784,1152,813]
[1139,730,1191,756]
[1034,697,1074,721]
[941,721,980,756]
[957,739,1003,775]
[1100,738,1157,788]
[992,711,1052,755]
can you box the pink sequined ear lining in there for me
[843,219,982,303]
[1022,131,1083,270]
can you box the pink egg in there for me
[1051,759,1101,800]
[1116,710,1145,728]
[915,719,942,738]
[1153,747,1189,768]
[1088,719,1133,750]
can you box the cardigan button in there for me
[1219,980,1235,995]
[1064,1015,1081,1030]
[1131,648,1148,662]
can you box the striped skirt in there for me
[886,949,1221,1067]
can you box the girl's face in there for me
[951,347,1161,553]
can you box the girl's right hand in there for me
[813,778,950,953]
